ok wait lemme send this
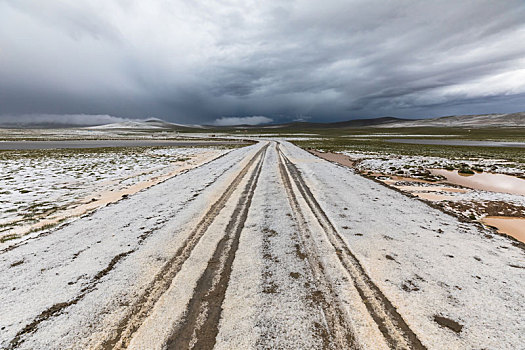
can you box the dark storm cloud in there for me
[1,0,525,124]
[0,113,130,126]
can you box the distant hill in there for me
[3,112,524,130]
[267,113,525,129]
[0,117,198,130]
[378,112,525,128]
[203,117,414,129]
[86,118,197,131]
[273,117,413,129]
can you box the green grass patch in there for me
[0,233,19,243]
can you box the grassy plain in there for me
[267,127,525,164]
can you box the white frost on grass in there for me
[341,151,524,176]
[0,147,227,240]
[337,149,525,225]
[0,127,181,140]
[451,190,525,207]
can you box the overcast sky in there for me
[1,0,525,125]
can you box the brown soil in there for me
[309,150,355,167]
[279,145,358,349]
[290,272,301,279]
[445,201,525,218]
[433,315,463,333]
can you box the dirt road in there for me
[1,141,523,349]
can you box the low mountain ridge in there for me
[86,118,196,131]
[271,116,412,129]
[2,112,524,130]
[378,112,525,128]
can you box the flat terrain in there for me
[0,146,229,240]
[0,140,246,150]
[1,141,523,349]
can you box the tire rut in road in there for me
[277,143,426,350]
[101,144,268,349]
[7,250,135,349]
[165,145,267,350]
[4,151,241,349]
[277,145,358,350]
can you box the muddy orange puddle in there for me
[310,150,355,167]
[311,151,469,201]
[431,169,525,196]
[481,216,525,243]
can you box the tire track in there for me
[165,144,267,350]
[7,250,135,349]
[4,149,242,349]
[277,143,426,350]
[100,144,268,349]
[277,144,358,350]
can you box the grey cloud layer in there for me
[0,114,131,126]
[1,0,525,124]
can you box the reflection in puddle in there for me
[482,217,525,243]
[431,169,525,196]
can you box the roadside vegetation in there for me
[0,146,229,240]
[285,127,525,164]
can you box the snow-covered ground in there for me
[0,147,228,241]
[282,141,524,349]
[0,126,217,141]
[340,151,524,177]
[1,141,523,349]
[188,133,323,141]
[310,150,525,242]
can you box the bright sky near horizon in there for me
[1,0,525,125]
